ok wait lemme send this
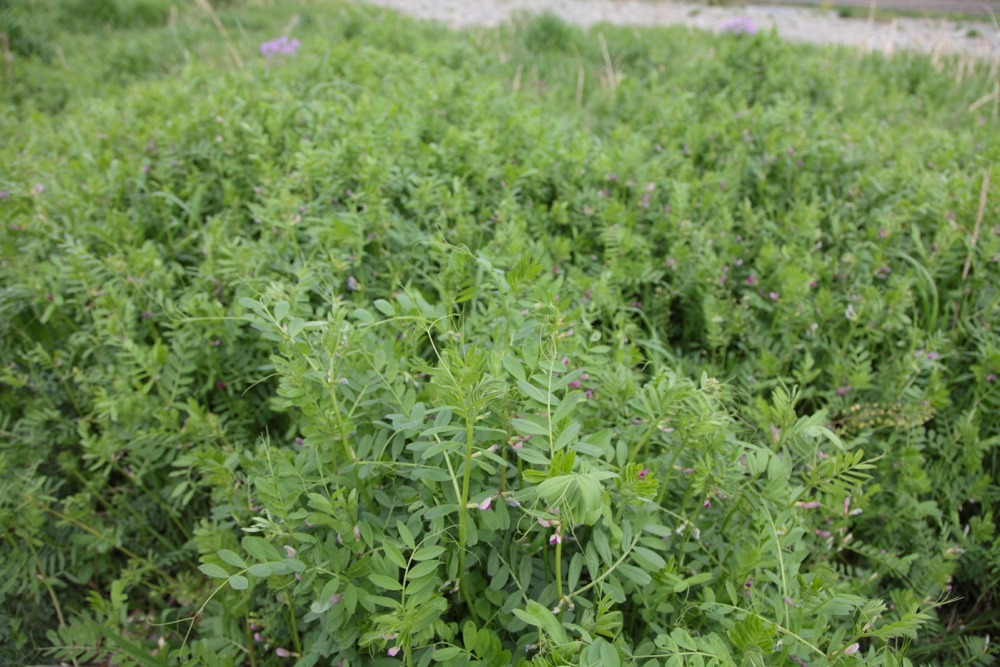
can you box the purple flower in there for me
[549,532,562,545]
[568,380,581,389]
[769,291,780,301]
[843,643,860,655]
[276,647,292,658]
[0,191,9,200]
[721,16,757,34]
[987,373,997,382]
[797,501,820,509]
[387,646,401,657]
[260,35,300,60]
[638,469,650,480]
[746,274,757,286]
[32,184,45,195]
[926,352,939,361]
[253,632,264,642]
[284,545,297,558]
[478,497,492,511]
[744,577,753,589]
[836,385,852,396]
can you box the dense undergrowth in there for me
[1,1,999,665]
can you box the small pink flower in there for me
[329,594,343,604]
[769,292,780,301]
[276,647,291,657]
[784,596,797,607]
[486,444,498,453]
[703,499,712,508]
[746,274,757,286]
[284,545,297,558]
[926,352,939,360]
[836,385,852,396]
[562,357,569,366]
[478,497,492,511]
[638,469,650,480]
[987,374,997,382]
[843,643,860,655]
[538,518,553,528]
[353,525,361,542]
[584,390,594,399]
[568,380,581,389]
[797,501,820,509]
[681,467,695,474]
[254,632,264,642]
[744,577,753,589]
[32,184,45,195]
[549,532,562,545]
[843,496,852,515]
[387,646,401,657]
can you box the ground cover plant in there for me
[1,1,999,665]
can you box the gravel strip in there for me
[359,0,1000,60]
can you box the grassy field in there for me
[1,1,999,665]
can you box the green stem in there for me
[457,417,478,621]
[554,538,564,605]
[286,594,302,654]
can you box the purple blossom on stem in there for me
[721,16,757,34]
[387,646,401,657]
[275,648,292,658]
[797,500,820,509]
[260,35,300,60]
[638,469,650,480]
[478,497,492,511]
[836,385,852,396]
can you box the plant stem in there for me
[554,538,564,605]
[456,417,478,621]
[286,594,302,654]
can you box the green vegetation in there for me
[1,1,998,665]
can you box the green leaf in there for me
[368,573,403,591]
[242,536,283,562]
[217,549,247,568]
[374,299,395,316]
[673,572,714,592]
[553,391,580,423]
[517,380,555,405]
[514,447,550,465]
[274,300,289,322]
[228,575,249,590]
[407,559,439,580]
[199,563,230,579]
[412,545,446,561]
[397,521,416,550]
[511,417,549,437]
[502,354,526,383]
[432,647,464,660]
[554,422,581,451]
[384,541,408,569]
[247,563,272,577]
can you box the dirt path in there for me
[359,0,1000,60]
